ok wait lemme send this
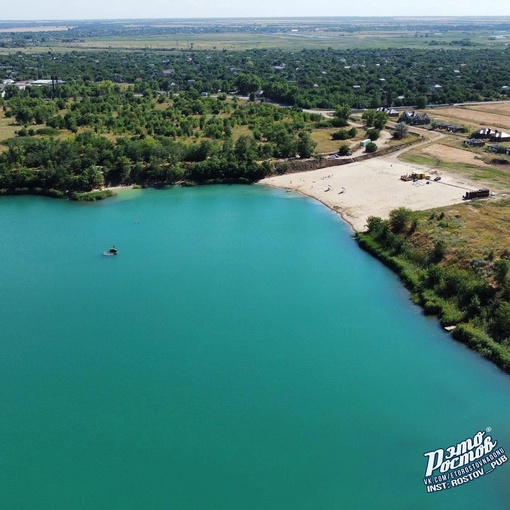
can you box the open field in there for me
[56,30,510,52]
[429,106,510,132]
[2,16,507,52]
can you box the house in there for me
[398,111,430,125]
[376,107,399,117]
[14,80,33,90]
[490,131,510,143]
[472,127,493,139]
[474,128,510,142]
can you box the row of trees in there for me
[0,131,270,191]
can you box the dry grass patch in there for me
[420,144,489,167]
[417,199,510,263]
[311,128,350,154]
[0,116,21,151]
[429,106,510,132]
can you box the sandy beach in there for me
[260,157,483,232]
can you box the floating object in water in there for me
[103,245,118,256]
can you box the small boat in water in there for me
[103,245,118,256]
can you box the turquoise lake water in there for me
[1,185,510,509]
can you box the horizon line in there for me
[2,15,510,23]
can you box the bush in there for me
[366,129,380,141]
[365,142,377,153]
[432,240,447,262]
[393,122,409,140]
[331,129,350,140]
[389,207,413,233]
[337,144,351,156]
[489,302,510,343]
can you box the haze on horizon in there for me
[1,0,510,22]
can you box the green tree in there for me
[490,302,510,343]
[416,96,428,109]
[234,135,258,165]
[365,142,377,153]
[333,105,351,126]
[493,259,509,286]
[235,73,261,95]
[297,131,316,158]
[389,207,413,233]
[393,122,409,140]
[337,144,351,156]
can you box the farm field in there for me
[54,30,510,52]
[2,16,510,52]
[428,105,510,132]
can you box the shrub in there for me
[331,129,350,140]
[365,142,377,153]
[389,207,413,233]
[366,129,380,141]
[337,144,351,156]
[393,122,409,140]
[489,302,510,343]
[432,240,447,262]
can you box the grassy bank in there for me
[356,203,510,374]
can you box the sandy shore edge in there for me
[259,157,483,232]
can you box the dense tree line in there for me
[1,46,510,109]
[1,43,509,196]
[0,86,321,195]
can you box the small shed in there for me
[360,139,371,147]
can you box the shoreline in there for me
[261,179,358,233]
[259,157,483,232]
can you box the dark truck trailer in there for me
[463,188,490,200]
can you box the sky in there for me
[1,0,510,21]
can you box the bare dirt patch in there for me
[420,144,488,167]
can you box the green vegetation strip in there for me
[356,208,510,374]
